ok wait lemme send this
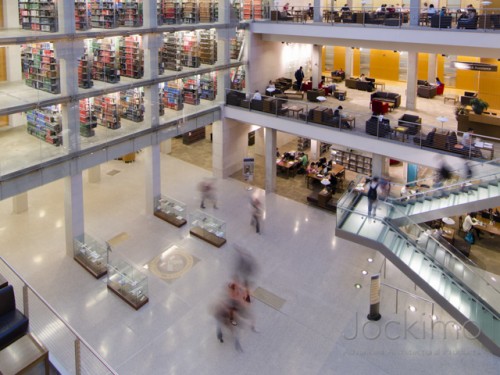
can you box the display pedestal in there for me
[189,226,226,247]
[189,210,227,248]
[154,195,187,227]
[73,234,109,279]
[154,210,186,227]
[107,258,149,310]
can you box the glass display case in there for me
[73,233,109,279]
[107,257,149,310]
[154,195,187,227]
[189,210,227,247]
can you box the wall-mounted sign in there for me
[453,61,498,72]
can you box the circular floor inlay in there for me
[149,251,194,280]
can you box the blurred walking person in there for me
[199,178,217,209]
[250,196,262,234]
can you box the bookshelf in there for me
[119,88,144,122]
[119,35,144,79]
[93,94,121,129]
[332,148,372,176]
[200,72,217,101]
[161,0,182,24]
[182,77,200,105]
[18,0,58,32]
[230,65,245,90]
[75,0,91,30]
[158,90,165,116]
[162,81,184,111]
[199,29,217,65]
[242,0,252,20]
[90,0,119,29]
[230,30,244,60]
[21,43,60,94]
[232,2,241,20]
[162,32,182,71]
[78,53,93,89]
[26,106,62,146]
[180,32,200,68]
[91,38,120,83]
[182,1,198,23]
[79,98,97,137]
[199,0,217,22]
[297,137,310,151]
[118,0,143,27]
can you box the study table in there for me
[475,217,500,236]
[276,158,300,178]
[306,164,345,189]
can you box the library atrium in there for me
[0,0,499,374]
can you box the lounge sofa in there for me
[271,11,293,21]
[274,77,293,92]
[398,114,422,135]
[417,85,437,98]
[460,91,477,106]
[457,15,478,29]
[430,15,452,28]
[307,89,325,102]
[370,91,401,108]
[0,285,29,350]
[226,90,246,106]
[345,77,375,92]
[365,116,392,138]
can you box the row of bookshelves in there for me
[331,148,373,176]
[19,0,221,32]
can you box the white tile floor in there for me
[0,153,499,374]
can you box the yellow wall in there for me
[436,55,445,82]
[417,53,428,81]
[478,58,500,110]
[333,46,345,71]
[369,50,399,81]
[455,56,480,91]
[0,1,6,127]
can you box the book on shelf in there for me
[182,77,200,105]
[182,0,198,23]
[162,81,184,111]
[161,0,182,24]
[199,29,217,65]
[162,32,183,71]
[93,95,121,129]
[180,31,200,68]
[75,0,92,30]
[118,0,143,27]
[91,38,120,83]
[78,54,93,89]
[79,98,97,137]
[200,72,217,101]
[21,43,60,94]
[119,35,144,79]
[18,0,58,32]
[26,106,62,146]
[90,0,119,29]
[119,88,144,122]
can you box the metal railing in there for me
[0,256,118,375]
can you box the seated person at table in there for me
[435,77,443,87]
[319,79,336,96]
[461,128,483,157]
[328,174,338,193]
[252,90,262,100]
[267,80,275,90]
[341,4,350,11]
[307,162,318,174]
[359,74,375,90]
[297,152,308,174]
[439,7,447,16]
[427,4,437,15]
[318,157,327,167]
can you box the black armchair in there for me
[457,15,478,29]
[366,116,392,138]
[0,285,29,350]
[398,114,422,135]
[430,15,452,28]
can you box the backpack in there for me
[367,184,378,200]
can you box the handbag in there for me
[465,231,475,245]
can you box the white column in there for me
[265,128,277,193]
[58,0,76,34]
[345,48,354,78]
[312,45,321,89]
[313,0,322,22]
[427,53,437,82]
[88,165,101,183]
[65,174,84,256]
[143,0,158,28]
[371,154,384,178]
[409,0,420,26]
[143,34,162,80]
[12,193,28,214]
[217,28,232,101]
[310,139,321,161]
[406,51,418,110]
[56,40,84,152]
[212,119,224,179]
[144,144,161,215]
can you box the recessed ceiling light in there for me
[453,323,461,331]
[367,258,373,263]
[491,277,497,282]
[354,283,362,289]
[362,270,368,275]
[409,305,417,312]
[431,315,438,321]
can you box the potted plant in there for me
[470,98,489,115]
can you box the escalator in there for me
[335,177,500,356]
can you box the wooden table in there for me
[277,159,300,178]
[444,94,458,105]
[442,227,455,245]
[344,115,356,128]
[0,333,49,375]
[374,82,386,91]
[288,106,304,118]
[283,90,304,100]
[474,142,494,160]
[306,164,345,189]
[475,217,500,236]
